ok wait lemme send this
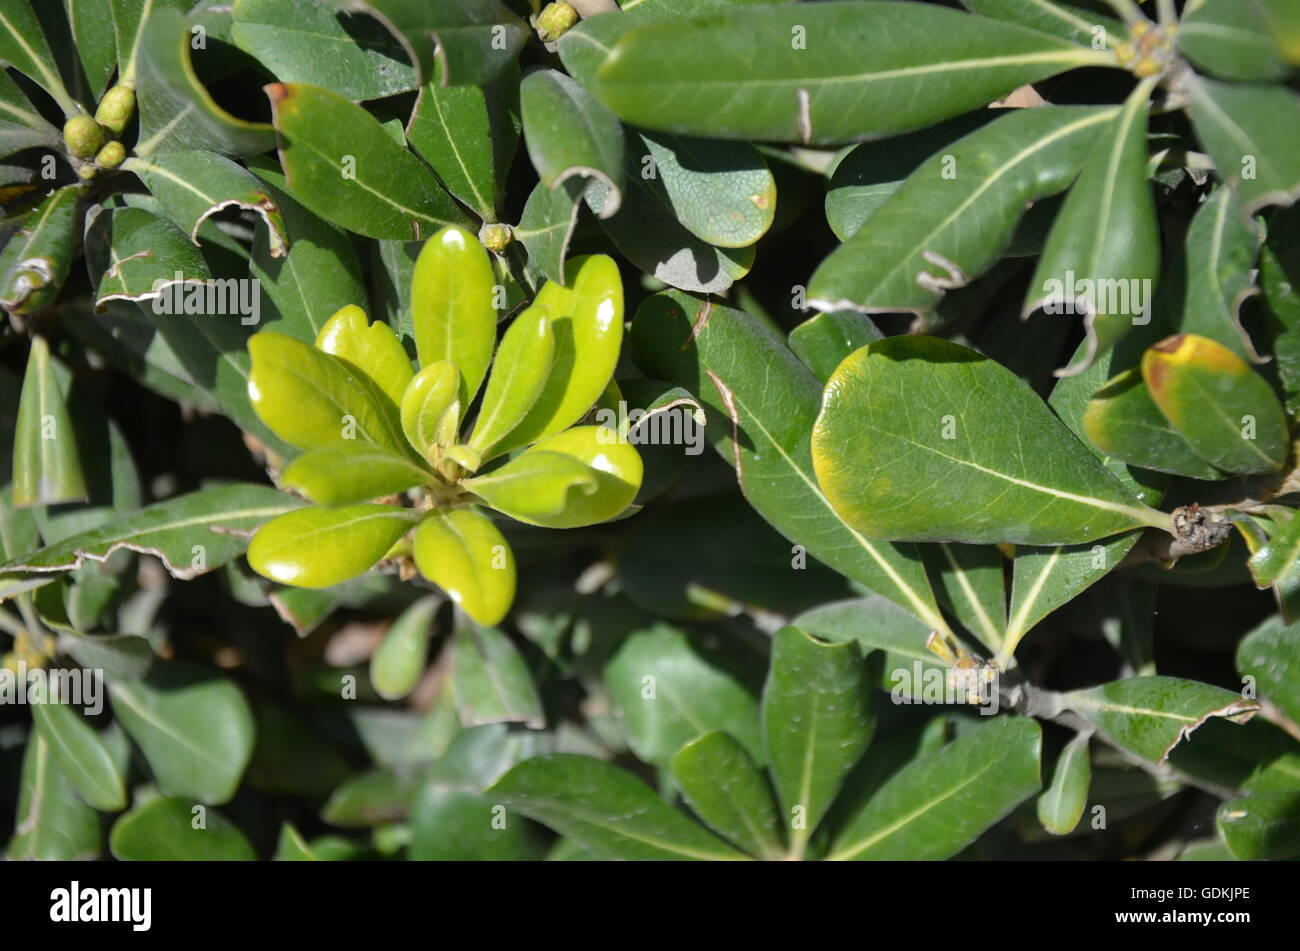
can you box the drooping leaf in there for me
[248,503,420,589]
[812,336,1166,545]
[604,624,762,767]
[671,731,784,860]
[412,507,515,627]
[1142,333,1288,474]
[452,624,543,728]
[1064,675,1260,764]
[486,753,748,860]
[829,716,1041,860]
[0,184,79,315]
[762,627,873,855]
[1188,76,1300,212]
[110,797,255,860]
[595,1,1109,145]
[631,291,950,634]
[109,660,256,804]
[1036,730,1091,835]
[267,81,465,240]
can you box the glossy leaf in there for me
[1177,186,1266,360]
[464,426,642,529]
[247,331,409,454]
[249,503,419,588]
[230,0,417,100]
[1036,730,1090,835]
[763,627,873,854]
[595,2,1108,145]
[486,753,747,860]
[7,733,100,860]
[516,178,584,285]
[314,305,414,408]
[1188,76,1300,212]
[808,106,1115,315]
[1142,333,1288,474]
[412,507,515,626]
[111,797,255,860]
[468,308,555,458]
[1024,86,1159,376]
[1217,791,1300,860]
[453,624,543,728]
[812,336,1166,545]
[410,225,497,407]
[788,310,882,383]
[0,483,302,580]
[31,698,127,812]
[12,337,87,508]
[1237,616,1300,726]
[90,207,212,309]
[830,716,1041,860]
[631,291,949,633]
[604,624,762,767]
[0,0,76,112]
[921,543,1006,652]
[400,361,459,460]
[792,595,945,693]
[110,660,255,803]
[0,184,79,315]
[280,443,430,505]
[671,732,783,860]
[959,0,1123,48]
[521,68,624,217]
[1064,675,1260,764]
[1242,518,1300,623]
[1178,0,1290,82]
[267,82,464,240]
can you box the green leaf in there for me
[12,337,87,508]
[0,68,61,154]
[110,797,255,860]
[829,716,1041,860]
[921,543,1007,652]
[812,335,1166,545]
[412,507,515,626]
[630,291,950,633]
[494,254,625,455]
[808,106,1115,315]
[464,426,642,529]
[468,308,556,458]
[1142,333,1288,474]
[1036,730,1091,835]
[32,698,126,813]
[516,178,584,285]
[0,184,79,315]
[1188,76,1300,212]
[595,1,1109,145]
[604,624,762,767]
[0,0,77,114]
[266,81,464,240]
[1083,368,1226,480]
[273,823,319,861]
[1244,515,1300,622]
[1064,675,1260,764]
[763,627,872,855]
[1254,0,1300,64]
[230,0,418,100]
[788,310,882,383]
[7,733,100,860]
[486,753,748,860]
[671,731,783,860]
[280,442,430,505]
[1217,791,1300,860]
[59,631,154,683]
[410,225,497,407]
[792,595,944,692]
[1178,186,1266,361]
[110,660,255,803]
[135,5,275,155]
[1024,85,1159,376]
[1237,615,1300,727]
[90,206,212,308]
[400,361,459,460]
[124,151,289,258]
[370,594,438,700]
[522,68,625,217]
[1178,0,1290,82]
[0,482,301,579]
[320,768,410,826]
[247,331,409,455]
[453,624,544,728]
[249,503,419,588]
[588,129,754,294]
[959,0,1123,48]
[314,304,414,407]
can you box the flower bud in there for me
[479,222,514,253]
[63,115,104,159]
[537,2,578,41]
[94,84,136,136]
[96,140,127,169]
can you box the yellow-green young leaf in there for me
[812,336,1167,546]
[410,225,497,407]
[464,426,642,528]
[13,337,87,507]
[247,332,408,454]
[370,595,439,701]
[400,361,460,460]
[280,443,431,505]
[412,508,515,626]
[315,305,414,408]
[493,255,624,456]
[248,504,420,588]
[1141,334,1289,475]
[468,308,555,458]
[1036,730,1091,836]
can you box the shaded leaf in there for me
[453,624,543,728]
[110,797,254,860]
